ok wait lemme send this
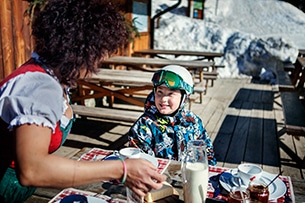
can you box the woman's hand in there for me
[124,158,166,197]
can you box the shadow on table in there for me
[214,87,304,168]
[213,88,280,166]
[213,115,280,166]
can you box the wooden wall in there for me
[123,0,151,55]
[0,0,32,80]
[133,33,150,51]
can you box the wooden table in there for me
[102,56,215,101]
[72,69,154,107]
[72,69,205,110]
[102,56,214,73]
[44,147,295,203]
[133,49,224,62]
[131,50,224,88]
[73,60,211,109]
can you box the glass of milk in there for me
[181,140,209,203]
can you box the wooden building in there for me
[0,0,152,80]
[0,0,204,80]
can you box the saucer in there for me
[219,169,286,200]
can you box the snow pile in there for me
[152,0,304,78]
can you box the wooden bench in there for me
[274,69,304,128]
[289,57,305,87]
[190,83,206,106]
[276,70,295,92]
[294,57,305,92]
[283,61,295,72]
[199,64,223,88]
[71,105,142,123]
[276,58,305,93]
[275,62,305,167]
[275,62,305,136]
[203,72,218,87]
[280,92,305,136]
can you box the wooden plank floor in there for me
[25,78,305,202]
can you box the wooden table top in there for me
[87,69,153,86]
[133,49,224,59]
[103,56,214,70]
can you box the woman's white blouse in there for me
[0,71,65,132]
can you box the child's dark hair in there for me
[31,0,128,86]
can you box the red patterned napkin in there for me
[79,148,170,174]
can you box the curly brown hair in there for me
[31,0,128,86]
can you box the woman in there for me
[0,0,165,202]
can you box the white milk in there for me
[183,162,208,203]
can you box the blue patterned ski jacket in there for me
[128,92,216,166]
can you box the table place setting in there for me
[48,147,295,203]
[49,147,172,203]
[164,163,294,203]
[207,164,294,203]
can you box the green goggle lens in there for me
[152,70,180,88]
[151,70,194,94]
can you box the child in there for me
[128,65,216,166]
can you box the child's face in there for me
[154,85,182,115]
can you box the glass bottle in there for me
[181,140,209,203]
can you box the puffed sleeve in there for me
[0,71,63,131]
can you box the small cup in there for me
[247,179,269,203]
[228,186,251,203]
[238,163,263,186]
[119,147,141,159]
[139,152,158,168]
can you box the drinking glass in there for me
[247,179,269,203]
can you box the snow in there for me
[151,0,305,79]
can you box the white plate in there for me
[219,169,286,200]
[55,195,108,203]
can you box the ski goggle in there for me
[151,70,193,94]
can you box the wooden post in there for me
[0,0,15,79]
[0,1,32,80]
[12,0,29,68]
